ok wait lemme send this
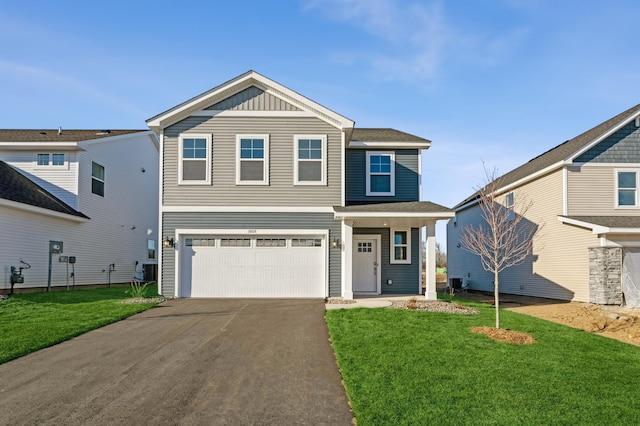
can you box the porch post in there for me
[425,222,437,300]
[342,220,354,299]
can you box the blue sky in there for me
[1,0,639,247]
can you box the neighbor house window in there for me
[505,192,515,220]
[294,135,326,185]
[91,161,105,196]
[391,229,411,264]
[147,239,156,260]
[236,134,269,185]
[366,151,395,196]
[617,171,638,207]
[36,153,65,167]
[179,134,211,184]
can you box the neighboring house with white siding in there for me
[147,70,453,300]
[448,104,640,304]
[0,129,159,293]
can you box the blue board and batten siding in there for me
[345,149,420,204]
[354,227,420,294]
[162,212,342,297]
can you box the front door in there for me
[353,237,379,293]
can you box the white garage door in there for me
[179,235,326,298]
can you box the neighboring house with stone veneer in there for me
[0,129,159,292]
[147,70,453,300]
[448,104,640,304]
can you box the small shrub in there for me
[406,298,418,310]
[127,279,149,298]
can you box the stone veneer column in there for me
[588,247,622,305]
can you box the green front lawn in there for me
[326,301,640,425]
[0,286,160,364]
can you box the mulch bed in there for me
[470,326,536,344]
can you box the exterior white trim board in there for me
[0,198,89,222]
[558,216,640,235]
[192,110,314,118]
[163,206,335,213]
[349,141,431,149]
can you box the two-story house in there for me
[0,129,159,293]
[147,71,453,300]
[448,104,640,306]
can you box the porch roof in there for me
[334,201,453,227]
[558,215,640,234]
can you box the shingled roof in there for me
[0,129,147,143]
[0,161,89,219]
[350,128,430,143]
[455,103,640,209]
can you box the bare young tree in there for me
[460,166,540,329]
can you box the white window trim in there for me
[236,134,269,185]
[505,191,515,220]
[178,133,211,185]
[34,152,68,169]
[366,151,395,196]
[91,161,105,197]
[293,134,327,186]
[390,228,411,264]
[615,168,640,209]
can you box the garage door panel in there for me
[179,235,325,298]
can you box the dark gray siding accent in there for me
[163,116,341,206]
[354,227,420,294]
[205,86,300,111]
[575,122,640,163]
[162,212,341,297]
[345,149,419,204]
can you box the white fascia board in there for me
[0,198,90,222]
[191,110,315,118]
[568,112,640,162]
[79,131,156,147]
[147,71,355,132]
[334,211,455,219]
[0,141,83,151]
[349,141,431,149]
[556,216,640,235]
[162,205,335,213]
[455,161,565,212]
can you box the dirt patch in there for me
[470,326,536,344]
[455,291,640,347]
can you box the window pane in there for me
[52,154,65,165]
[394,231,407,245]
[194,139,207,149]
[92,162,105,180]
[310,139,322,149]
[619,189,636,206]
[183,138,195,149]
[394,247,407,261]
[253,139,264,150]
[619,172,636,189]
[37,153,49,165]
[240,148,252,159]
[371,175,391,192]
[299,139,310,149]
[91,179,104,196]
[240,161,264,181]
[183,160,206,180]
[298,162,322,181]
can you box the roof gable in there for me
[205,86,301,112]
[146,70,355,133]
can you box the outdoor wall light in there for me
[331,238,341,249]
[164,237,175,248]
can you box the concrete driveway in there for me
[0,299,353,425]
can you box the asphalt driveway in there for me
[0,299,353,425]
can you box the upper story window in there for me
[91,161,105,197]
[236,134,269,185]
[617,170,638,207]
[294,135,326,185]
[366,151,395,196]
[391,228,411,264]
[505,191,515,220]
[179,134,211,185]
[36,153,66,167]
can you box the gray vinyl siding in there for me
[345,149,419,204]
[354,227,420,294]
[163,116,341,206]
[162,212,341,297]
[206,87,301,111]
[574,121,640,163]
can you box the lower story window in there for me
[391,229,411,264]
